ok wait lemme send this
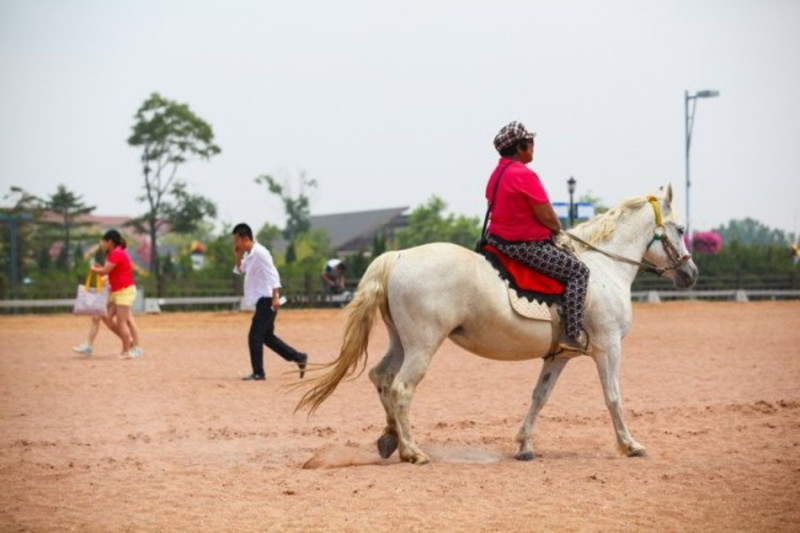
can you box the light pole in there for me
[685,89,719,250]
[567,176,576,228]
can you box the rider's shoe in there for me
[557,330,589,354]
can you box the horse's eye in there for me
[676,226,686,236]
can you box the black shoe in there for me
[557,330,589,354]
[297,353,308,379]
[242,373,265,381]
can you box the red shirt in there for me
[485,158,552,241]
[107,246,134,292]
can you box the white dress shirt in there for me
[233,242,282,306]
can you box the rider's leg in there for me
[490,238,589,347]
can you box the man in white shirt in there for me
[232,223,308,381]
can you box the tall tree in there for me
[395,196,480,249]
[162,182,218,234]
[127,92,221,293]
[255,172,317,263]
[42,184,95,268]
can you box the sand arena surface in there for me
[1,301,799,532]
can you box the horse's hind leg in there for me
[368,336,403,459]
[515,356,570,461]
[390,346,437,465]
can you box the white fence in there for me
[1,289,798,313]
[630,289,800,303]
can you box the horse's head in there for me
[642,184,699,289]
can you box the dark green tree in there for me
[395,196,480,249]
[256,222,282,249]
[255,172,317,264]
[712,218,793,246]
[162,182,218,234]
[1,187,42,289]
[127,92,221,294]
[37,246,52,271]
[199,231,238,278]
[372,233,387,257]
[41,184,95,269]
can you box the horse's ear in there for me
[664,183,673,204]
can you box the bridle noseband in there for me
[565,196,691,277]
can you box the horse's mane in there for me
[566,195,651,247]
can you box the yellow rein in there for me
[646,195,665,251]
[647,195,663,227]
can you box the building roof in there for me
[310,206,409,253]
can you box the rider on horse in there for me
[485,121,590,352]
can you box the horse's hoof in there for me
[377,433,398,459]
[627,447,648,458]
[516,451,535,461]
[409,453,430,465]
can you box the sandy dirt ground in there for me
[1,301,799,532]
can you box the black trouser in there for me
[248,297,304,376]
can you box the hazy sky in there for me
[2,0,799,237]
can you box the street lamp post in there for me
[567,176,576,228]
[685,89,719,250]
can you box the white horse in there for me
[298,184,697,464]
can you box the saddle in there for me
[480,243,565,304]
[479,243,587,356]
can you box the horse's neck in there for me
[573,207,653,286]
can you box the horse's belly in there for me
[449,320,554,361]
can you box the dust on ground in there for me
[1,302,799,531]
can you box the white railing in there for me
[630,289,800,302]
[1,289,798,313]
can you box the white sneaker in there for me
[73,344,93,356]
[129,346,145,357]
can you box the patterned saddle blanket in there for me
[480,243,564,322]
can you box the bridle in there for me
[564,196,692,277]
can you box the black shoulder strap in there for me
[480,161,513,240]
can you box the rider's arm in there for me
[532,203,562,234]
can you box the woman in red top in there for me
[485,121,590,352]
[91,229,139,359]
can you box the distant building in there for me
[310,206,409,256]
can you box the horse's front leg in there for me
[515,355,570,461]
[592,346,647,457]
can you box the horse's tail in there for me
[296,251,399,415]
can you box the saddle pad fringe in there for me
[507,285,552,321]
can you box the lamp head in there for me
[567,176,576,194]
[696,90,720,98]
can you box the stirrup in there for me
[556,329,590,355]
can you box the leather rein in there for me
[563,196,691,277]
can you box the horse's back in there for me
[384,243,553,360]
[389,243,495,297]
